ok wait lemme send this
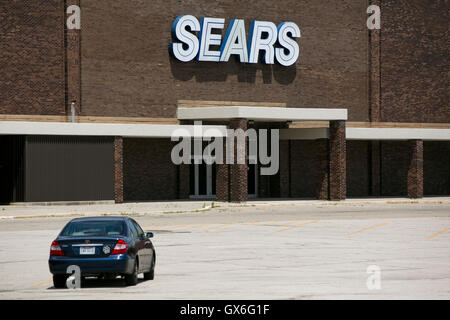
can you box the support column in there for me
[114,137,124,203]
[216,138,229,202]
[66,1,81,119]
[407,140,423,199]
[329,120,346,200]
[229,119,248,202]
[315,138,329,200]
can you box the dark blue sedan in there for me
[49,216,156,288]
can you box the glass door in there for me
[190,163,216,199]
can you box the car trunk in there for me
[57,236,123,258]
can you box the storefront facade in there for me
[0,0,449,203]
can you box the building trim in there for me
[178,100,287,108]
[0,114,179,124]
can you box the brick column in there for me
[315,138,329,200]
[369,0,381,122]
[329,120,346,200]
[229,119,248,202]
[407,140,423,199]
[114,137,124,203]
[216,138,229,201]
[66,1,81,119]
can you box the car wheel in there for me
[144,254,155,280]
[53,274,67,289]
[125,260,139,286]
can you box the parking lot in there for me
[0,200,449,299]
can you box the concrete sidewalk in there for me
[0,201,214,219]
[0,197,449,220]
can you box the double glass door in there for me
[190,163,257,199]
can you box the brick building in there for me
[0,0,449,203]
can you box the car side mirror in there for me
[146,232,154,238]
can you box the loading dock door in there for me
[24,135,114,202]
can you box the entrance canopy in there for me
[177,106,348,122]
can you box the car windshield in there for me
[60,221,127,237]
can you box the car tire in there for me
[144,254,155,280]
[53,274,67,289]
[125,260,139,286]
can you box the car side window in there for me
[128,221,139,239]
[132,220,145,238]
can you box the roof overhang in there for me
[1,122,449,141]
[346,128,450,141]
[0,121,227,138]
[280,128,450,141]
[177,106,348,122]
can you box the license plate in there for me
[80,246,95,255]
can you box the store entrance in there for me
[190,162,258,199]
[190,163,216,199]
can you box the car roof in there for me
[69,216,132,222]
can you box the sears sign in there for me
[170,15,301,66]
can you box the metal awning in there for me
[0,121,227,138]
[177,106,348,122]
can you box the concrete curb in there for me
[218,198,450,207]
[1,198,449,220]
[8,200,115,207]
[0,203,213,220]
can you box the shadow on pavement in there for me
[47,277,149,289]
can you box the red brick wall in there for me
[123,138,178,201]
[315,138,329,200]
[407,139,424,198]
[2,1,448,125]
[80,0,369,120]
[380,0,449,122]
[0,0,65,115]
[329,121,346,200]
[114,136,124,203]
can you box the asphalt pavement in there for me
[0,200,448,299]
